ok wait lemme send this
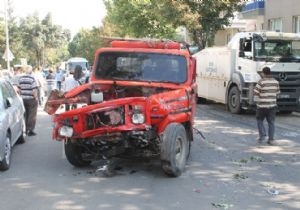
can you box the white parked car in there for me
[0,79,26,170]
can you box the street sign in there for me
[2,48,14,61]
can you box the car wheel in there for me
[16,118,26,144]
[160,123,188,177]
[228,86,242,114]
[0,134,12,171]
[64,140,91,167]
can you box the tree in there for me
[104,0,178,39]
[174,0,245,49]
[68,27,103,64]
[19,12,70,67]
[103,0,245,49]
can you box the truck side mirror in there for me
[239,51,245,57]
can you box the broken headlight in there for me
[131,105,145,124]
[59,126,73,137]
[132,113,145,124]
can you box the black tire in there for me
[0,134,12,171]
[16,119,26,144]
[228,86,242,114]
[64,140,91,167]
[160,123,188,177]
[197,97,207,104]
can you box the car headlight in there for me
[132,113,145,124]
[59,126,73,137]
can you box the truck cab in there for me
[65,57,90,82]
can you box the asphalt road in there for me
[0,104,299,210]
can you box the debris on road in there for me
[193,127,206,139]
[211,202,233,209]
[238,159,248,164]
[233,173,248,180]
[233,156,265,166]
[129,170,137,174]
[193,188,201,193]
[250,156,265,162]
[273,160,284,167]
[95,165,115,177]
[267,189,280,196]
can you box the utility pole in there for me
[4,0,11,70]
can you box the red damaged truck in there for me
[45,40,197,177]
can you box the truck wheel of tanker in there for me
[197,97,207,104]
[228,86,242,114]
[160,123,188,177]
[64,140,91,167]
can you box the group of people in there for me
[7,64,84,137]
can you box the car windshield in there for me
[254,40,300,62]
[94,52,187,83]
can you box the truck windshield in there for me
[68,62,88,70]
[94,52,187,83]
[254,40,300,62]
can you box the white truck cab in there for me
[193,31,300,113]
[65,57,90,83]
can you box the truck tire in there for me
[160,123,188,177]
[228,86,242,114]
[64,140,91,167]
[0,134,11,171]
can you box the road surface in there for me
[0,104,299,210]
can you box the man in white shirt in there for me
[62,65,82,111]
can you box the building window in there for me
[293,16,300,33]
[268,18,282,32]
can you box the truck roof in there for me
[235,31,300,40]
[67,57,88,62]
[94,40,190,57]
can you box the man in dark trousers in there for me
[254,67,280,145]
[18,65,38,136]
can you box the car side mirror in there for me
[5,97,13,109]
[239,51,245,58]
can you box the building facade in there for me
[214,0,300,46]
[265,0,300,33]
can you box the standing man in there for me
[62,65,82,111]
[55,66,64,91]
[46,68,57,97]
[254,67,280,145]
[33,67,45,106]
[18,65,38,136]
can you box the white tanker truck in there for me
[193,31,300,114]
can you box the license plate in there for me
[279,94,290,99]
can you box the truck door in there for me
[236,38,254,73]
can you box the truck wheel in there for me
[0,134,11,171]
[64,140,91,167]
[160,123,188,177]
[197,97,207,104]
[228,86,242,114]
